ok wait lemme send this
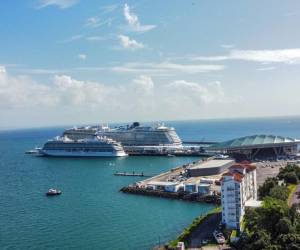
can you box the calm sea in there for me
[1,117,300,250]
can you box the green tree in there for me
[275,217,293,235]
[278,164,300,184]
[277,233,300,250]
[269,185,289,201]
[244,230,272,250]
[283,172,299,184]
[289,204,300,225]
[261,198,289,234]
[243,207,260,232]
[258,177,278,199]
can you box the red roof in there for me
[230,164,245,169]
[229,163,256,172]
[240,160,251,165]
[233,172,244,182]
[245,164,256,172]
[221,171,244,183]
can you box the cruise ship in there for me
[39,136,127,157]
[63,122,182,147]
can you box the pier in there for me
[114,171,152,177]
[123,145,215,157]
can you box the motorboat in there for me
[46,188,62,196]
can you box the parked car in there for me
[213,230,225,244]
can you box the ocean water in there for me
[1,116,300,250]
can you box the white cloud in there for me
[57,34,83,44]
[53,75,104,106]
[132,75,154,93]
[118,35,145,50]
[78,54,87,60]
[0,69,58,109]
[192,56,230,62]
[12,61,223,76]
[194,48,300,64]
[221,44,235,49]
[85,17,113,28]
[100,4,119,14]
[86,17,99,27]
[20,68,65,75]
[123,4,156,33]
[230,49,300,63]
[167,80,224,104]
[158,62,224,74]
[37,0,78,9]
[256,66,276,71]
[0,65,6,74]
[86,36,107,41]
[0,69,231,128]
[112,62,224,74]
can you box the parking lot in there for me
[255,160,287,186]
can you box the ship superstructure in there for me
[63,122,182,147]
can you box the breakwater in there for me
[120,186,221,205]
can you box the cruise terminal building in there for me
[210,134,299,161]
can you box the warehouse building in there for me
[187,159,235,177]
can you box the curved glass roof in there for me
[212,135,299,149]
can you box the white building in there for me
[184,180,199,193]
[221,162,257,230]
[183,179,213,195]
[146,181,181,192]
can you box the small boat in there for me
[46,189,62,196]
[167,153,175,157]
[25,147,42,155]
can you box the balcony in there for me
[226,194,235,198]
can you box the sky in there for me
[1,0,300,129]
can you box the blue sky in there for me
[1,0,300,129]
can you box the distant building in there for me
[221,162,258,230]
[211,134,299,161]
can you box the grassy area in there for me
[230,230,237,238]
[287,183,297,206]
[240,218,245,232]
[168,207,221,249]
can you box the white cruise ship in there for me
[39,136,127,157]
[63,122,182,147]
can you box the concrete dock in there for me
[120,159,235,204]
[120,158,290,204]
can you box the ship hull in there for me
[40,150,127,157]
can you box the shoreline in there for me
[153,207,222,250]
[121,186,221,205]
